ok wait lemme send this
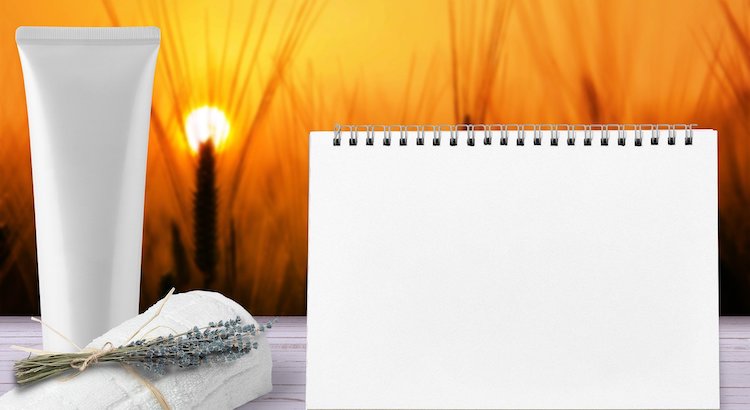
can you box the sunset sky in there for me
[1,0,749,314]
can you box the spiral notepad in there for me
[307,124,719,410]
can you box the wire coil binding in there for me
[332,124,697,147]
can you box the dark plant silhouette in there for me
[225,218,237,291]
[0,223,12,311]
[171,222,192,287]
[0,222,38,314]
[448,0,512,123]
[714,1,750,314]
[159,221,192,296]
[194,140,218,288]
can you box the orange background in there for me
[1,0,749,315]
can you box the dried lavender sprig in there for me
[14,317,276,385]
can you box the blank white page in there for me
[307,129,719,410]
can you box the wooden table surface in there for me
[2,316,749,409]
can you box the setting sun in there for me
[185,105,231,152]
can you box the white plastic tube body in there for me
[16,27,160,352]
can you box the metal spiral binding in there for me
[332,124,698,147]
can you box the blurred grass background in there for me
[0,0,748,315]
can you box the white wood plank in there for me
[721,387,750,404]
[0,316,748,408]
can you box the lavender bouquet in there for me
[14,316,275,385]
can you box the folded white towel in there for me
[0,291,273,409]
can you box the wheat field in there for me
[0,0,748,315]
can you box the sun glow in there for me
[185,106,231,152]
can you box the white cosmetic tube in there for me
[16,27,160,352]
